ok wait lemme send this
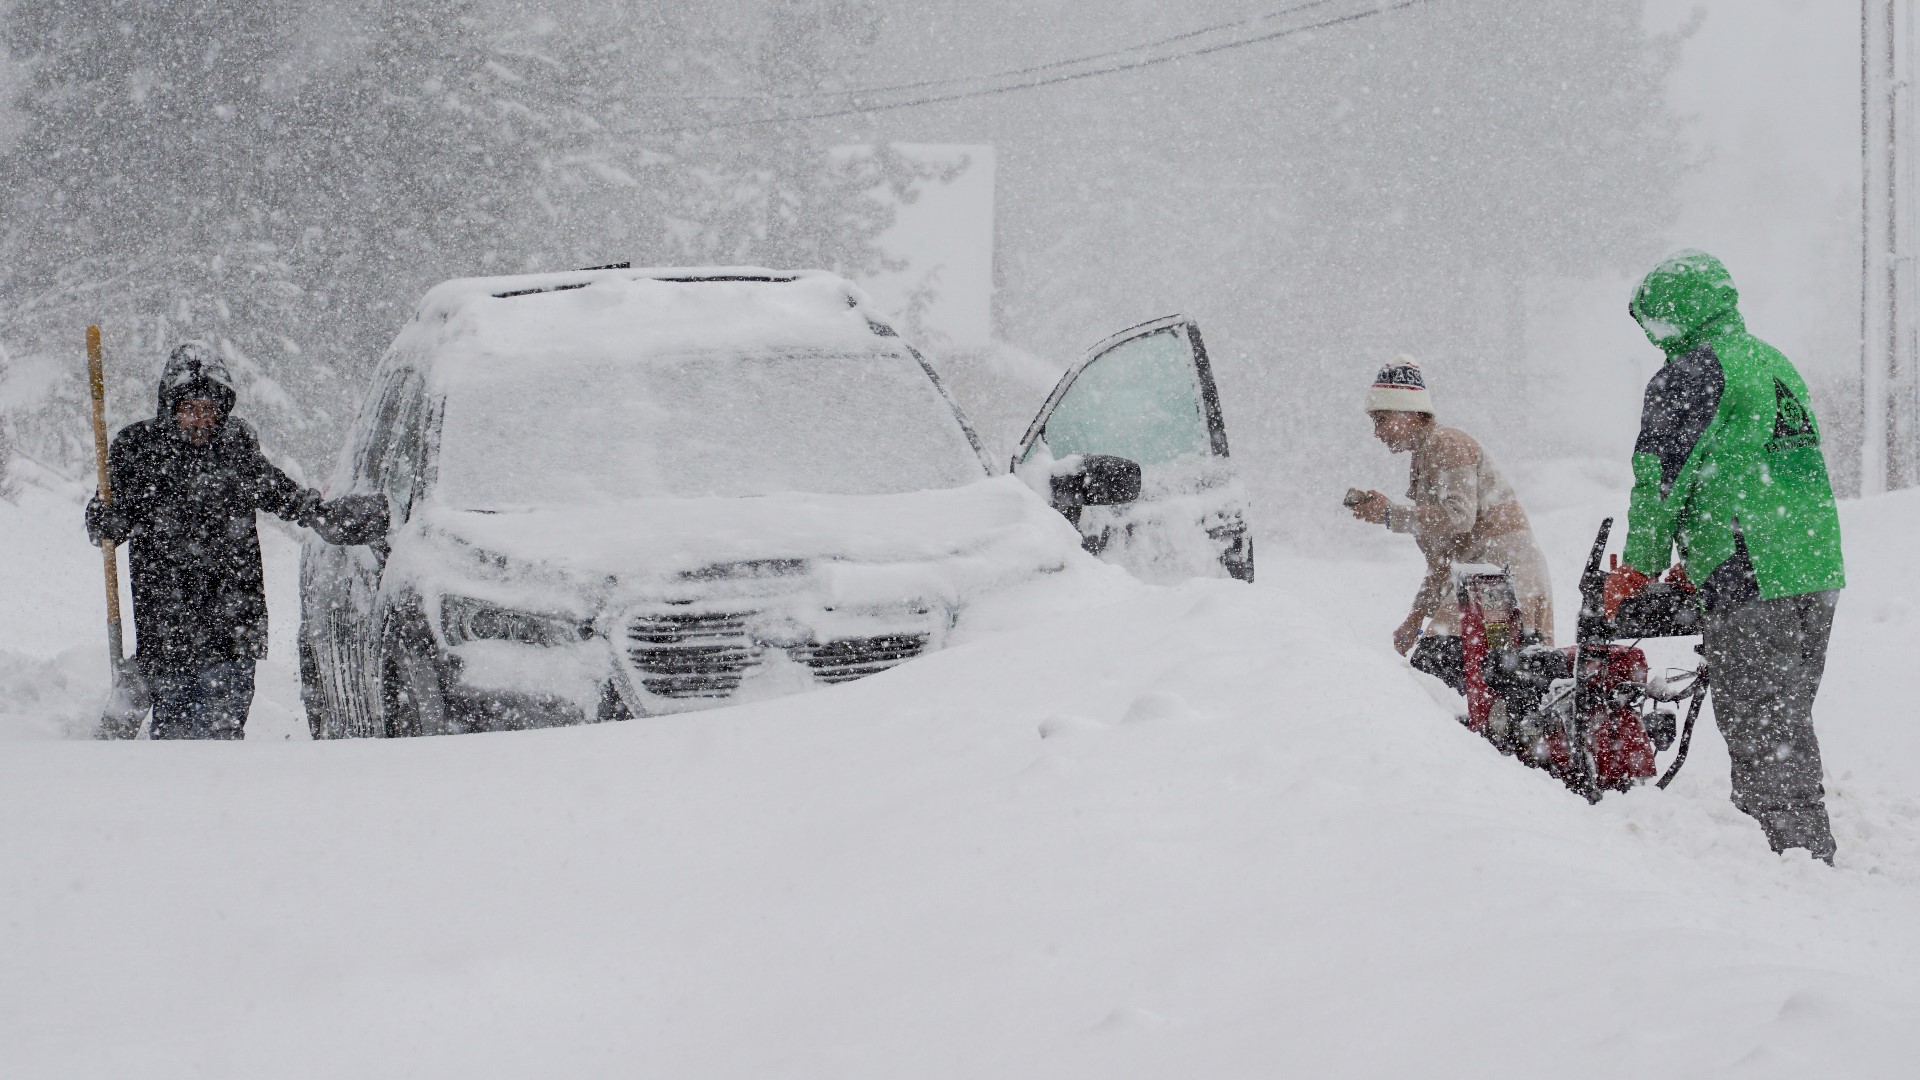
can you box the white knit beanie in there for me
[1363,355,1435,414]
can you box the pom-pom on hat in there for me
[1364,355,1435,415]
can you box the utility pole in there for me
[1864,0,1918,493]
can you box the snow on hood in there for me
[403,475,1087,601]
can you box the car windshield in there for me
[433,348,985,507]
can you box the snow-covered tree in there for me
[0,0,925,472]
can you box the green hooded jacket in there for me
[1622,251,1844,603]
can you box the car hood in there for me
[404,475,1084,595]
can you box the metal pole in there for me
[1866,0,1887,495]
[1890,0,1906,491]
[1864,0,1905,493]
[1896,0,1912,488]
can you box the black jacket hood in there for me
[156,342,237,423]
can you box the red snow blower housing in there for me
[1448,517,1708,803]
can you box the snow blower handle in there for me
[1576,517,1614,645]
[1655,661,1707,790]
[1554,517,1617,802]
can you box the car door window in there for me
[1016,316,1252,584]
[380,381,426,524]
[1030,326,1212,466]
[356,379,407,488]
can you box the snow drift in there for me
[2,465,1918,1077]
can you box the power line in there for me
[646,0,1437,136]
[652,0,1348,103]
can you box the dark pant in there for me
[148,660,257,740]
[1702,591,1839,861]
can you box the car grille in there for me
[623,611,933,701]
[625,611,759,698]
[791,634,930,684]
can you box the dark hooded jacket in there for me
[93,345,325,674]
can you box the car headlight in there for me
[440,596,592,647]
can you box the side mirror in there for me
[1050,453,1142,509]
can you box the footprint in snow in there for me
[1037,692,1199,740]
[1037,714,1106,739]
[1119,690,1197,726]
[1092,1006,1181,1032]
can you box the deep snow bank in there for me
[1,468,1918,1077]
[0,470,131,741]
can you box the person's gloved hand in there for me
[1349,490,1391,525]
[85,495,133,545]
[311,493,390,546]
[1393,611,1425,656]
[287,490,325,528]
[1663,562,1695,591]
[1603,565,1651,619]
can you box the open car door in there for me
[1015,315,1253,583]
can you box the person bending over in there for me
[1348,357,1555,687]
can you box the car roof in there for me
[390,267,904,389]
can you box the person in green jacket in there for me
[1604,250,1845,862]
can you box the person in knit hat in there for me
[1348,356,1555,676]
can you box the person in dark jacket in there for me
[1604,252,1846,863]
[86,342,386,740]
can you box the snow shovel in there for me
[87,326,149,739]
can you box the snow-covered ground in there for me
[2,461,1918,1077]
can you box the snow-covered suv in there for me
[299,267,1250,737]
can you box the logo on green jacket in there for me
[1766,378,1819,453]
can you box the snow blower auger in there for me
[1449,517,1708,804]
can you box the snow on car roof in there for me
[393,267,899,388]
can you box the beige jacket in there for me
[1385,424,1554,643]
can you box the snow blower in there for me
[1449,517,1708,803]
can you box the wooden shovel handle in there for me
[88,327,113,496]
[87,326,124,657]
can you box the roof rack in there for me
[651,274,799,284]
[491,270,801,300]
[493,282,590,299]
